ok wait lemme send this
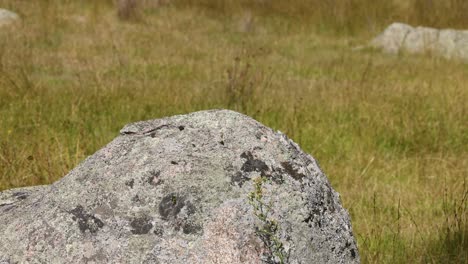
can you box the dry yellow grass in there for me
[0,1,466,263]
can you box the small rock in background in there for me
[371,22,468,62]
[0,110,359,263]
[0,8,19,27]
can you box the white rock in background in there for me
[371,22,468,62]
[371,22,413,54]
[0,9,19,27]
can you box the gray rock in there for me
[371,22,468,62]
[0,9,19,27]
[0,110,359,263]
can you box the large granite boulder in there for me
[371,22,468,62]
[0,9,19,27]
[0,110,359,263]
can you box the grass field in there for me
[0,1,467,263]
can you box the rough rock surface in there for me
[371,22,468,62]
[0,110,359,263]
[0,9,19,27]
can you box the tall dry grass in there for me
[174,0,468,34]
[408,0,468,29]
[0,0,467,263]
[117,0,139,20]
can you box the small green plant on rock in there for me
[248,176,288,264]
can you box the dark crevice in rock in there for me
[125,179,135,188]
[121,131,136,135]
[143,124,170,137]
[132,195,141,203]
[144,124,186,137]
[12,192,29,200]
[171,161,178,165]
[0,204,16,213]
[303,214,313,226]
[69,205,104,234]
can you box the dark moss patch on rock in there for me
[231,171,250,187]
[130,216,153,235]
[181,222,202,235]
[268,167,285,184]
[158,193,200,234]
[69,205,104,234]
[147,171,162,186]
[159,193,185,220]
[280,161,306,182]
[240,151,269,176]
[232,152,286,186]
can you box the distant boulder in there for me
[371,22,468,62]
[0,110,359,263]
[0,9,19,27]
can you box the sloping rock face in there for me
[0,9,19,27]
[371,22,468,62]
[0,110,359,263]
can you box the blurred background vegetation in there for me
[0,0,466,263]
